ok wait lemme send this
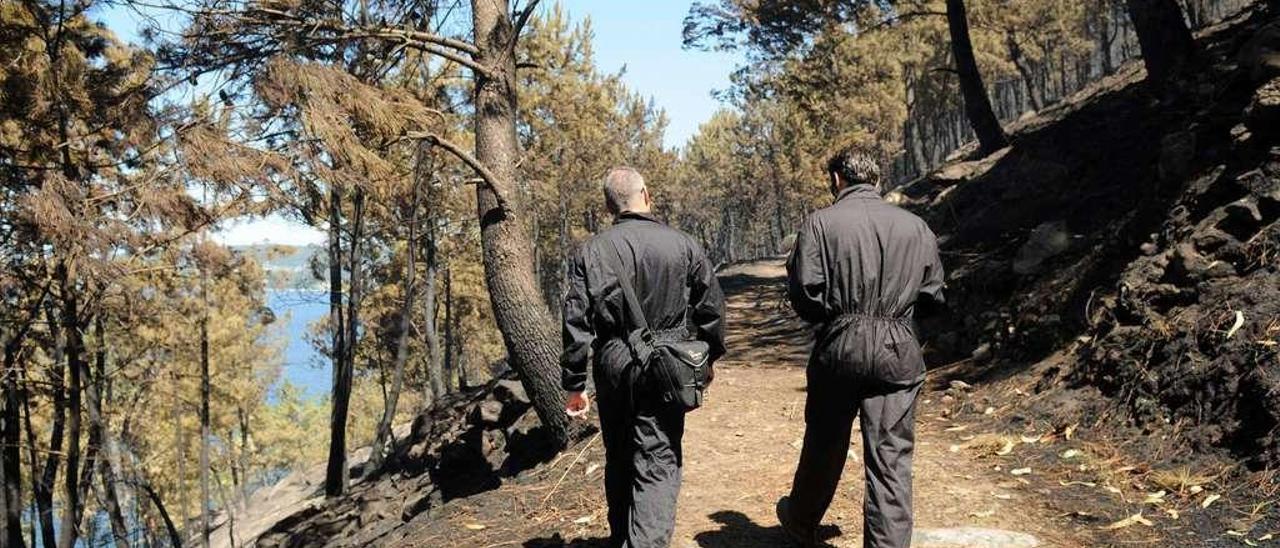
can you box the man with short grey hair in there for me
[562,167,726,547]
[777,145,946,547]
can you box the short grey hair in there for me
[827,145,883,189]
[603,167,646,213]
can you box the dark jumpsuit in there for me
[562,211,726,548]
[786,184,946,548]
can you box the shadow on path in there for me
[523,534,611,547]
[692,510,843,547]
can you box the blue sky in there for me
[555,0,740,147]
[101,1,739,245]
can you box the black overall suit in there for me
[562,211,726,547]
[785,184,946,548]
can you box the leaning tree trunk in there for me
[471,0,570,447]
[1124,0,1195,91]
[138,478,184,547]
[370,178,419,471]
[1006,32,1045,111]
[325,183,350,496]
[946,0,1010,155]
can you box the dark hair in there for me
[826,145,882,188]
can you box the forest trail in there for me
[380,259,1114,548]
[661,259,1073,547]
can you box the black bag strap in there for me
[600,245,654,365]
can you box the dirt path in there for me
[384,260,1114,547]
[666,261,1080,547]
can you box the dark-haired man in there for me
[562,167,726,547]
[777,146,946,547]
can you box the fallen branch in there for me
[540,432,599,507]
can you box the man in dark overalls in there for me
[561,167,726,547]
[777,146,946,548]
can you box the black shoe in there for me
[776,496,817,547]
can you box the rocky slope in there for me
[900,5,1280,467]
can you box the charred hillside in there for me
[903,6,1280,465]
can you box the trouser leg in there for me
[788,382,858,532]
[596,384,633,547]
[859,381,921,548]
[625,404,685,548]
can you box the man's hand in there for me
[565,391,591,419]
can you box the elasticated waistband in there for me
[831,312,910,325]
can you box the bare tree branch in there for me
[242,6,480,54]
[404,132,509,212]
[400,42,492,77]
[512,0,542,44]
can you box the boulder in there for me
[1246,77,1280,139]
[1013,221,1073,274]
[400,489,442,522]
[470,399,504,426]
[930,147,1011,186]
[971,343,993,364]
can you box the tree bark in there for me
[1006,32,1045,111]
[237,407,251,511]
[370,176,420,471]
[88,319,129,548]
[36,301,64,548]
[1124,0,1196,91]
[57,277,84,548]
[471,0,569,447]
[174,378,190,539]
[325,182,350,496]
[199,313,211,548]
[138,478,184,547]
[1,334,24,548]
[424,223,443,401]
[946,0,1009,155]
[443,266,455,391]
[23,359,53,548]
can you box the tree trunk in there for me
[471,0,569,447]
[174,379,190,539]
[36,301,64,548]
[1124,0,1195,91]
[443,266,455,391]
[370,176,420,471]
[237,408,251,511]
[24,358,54,548]
[946,0,1009,155]
[87,319,129,548]
[139,478,184,547]
[199,313,211,548]
[424,223,443,401]
[325,183,350,496]
[1,335,24,548]
[58,279,84,548]
[1006,32,1045,111]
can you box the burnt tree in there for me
[1124,0,1196,90]
[947,0,1009,155]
